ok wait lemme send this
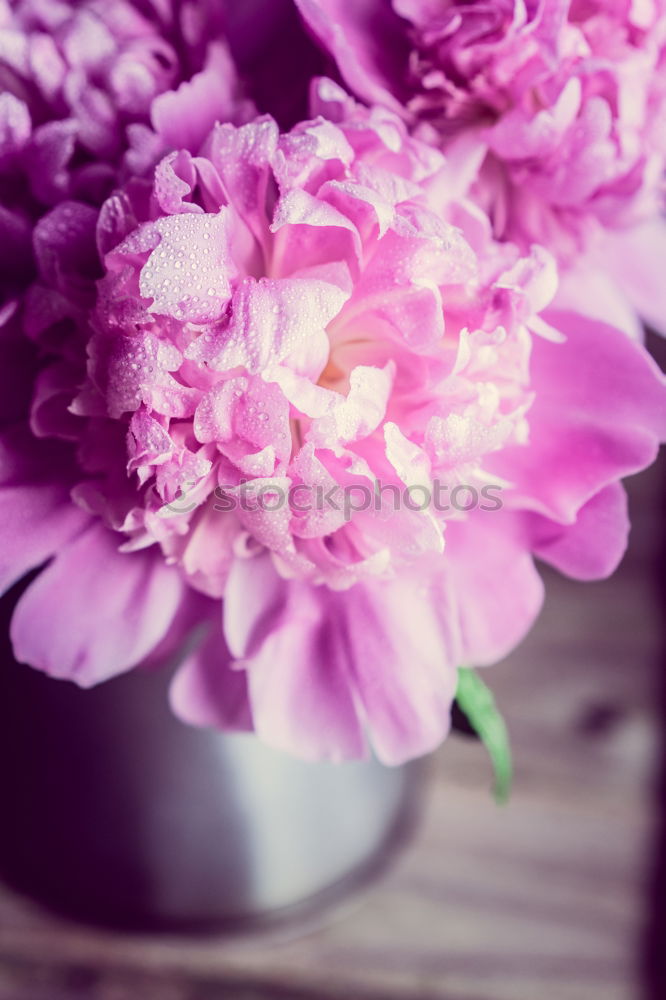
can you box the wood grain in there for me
[0,454,663,1000]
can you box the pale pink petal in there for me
[188,276,348,376]
[308,363,394,448]
[139,211,235,323]
[555,263,644,342]
[0,92,31,166]
[202,117,279,247]
[602,220,666,336]
[153,150,202,216]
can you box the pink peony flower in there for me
[0,0,254,324]
[2,80,665,763]
[296,0,666,337]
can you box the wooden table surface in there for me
[0,435,664,999]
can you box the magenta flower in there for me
[296,0,666,336]
[0,0,254,181]
[2,80,664,763]
[0,0,254,330]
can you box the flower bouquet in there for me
[0,0,664,925]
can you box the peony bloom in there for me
[0,0,254,318]
[295,1,666,337]
[2,79,664,764]
[0,0,252,188]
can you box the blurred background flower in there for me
[296,0,666,336]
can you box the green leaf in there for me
[455,667,512,804]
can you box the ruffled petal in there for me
[188,275,348,377]
[151,42,254,155]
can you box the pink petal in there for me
[527,482,630,581]
[555,263,644,342]
[444,511,545,667]
[0,92,31,165]
[224,554,459,763]
[0,426,90,595]
[270,188,361,278]
[33,201,99,294]
[30,361,82,440]
[308,363,394,448]
[603,220,666,336]
[151,42,251,154]
[202,116,279,248]
[223,552,291,659]
[11,524,187,687]
[295,0,410,113]
[488,311,666,522]
[26,120,78,205]
[153,150,202,216]
[243,609,366,761]
[169,622,252,731]
[339,571,459,765]
[190,276,348,376]
[139,211,235,323]
[177,503,239,597]
[224,553,365,759]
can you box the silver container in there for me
[0,628,418,930]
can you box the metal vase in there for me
[0,624,418,930]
